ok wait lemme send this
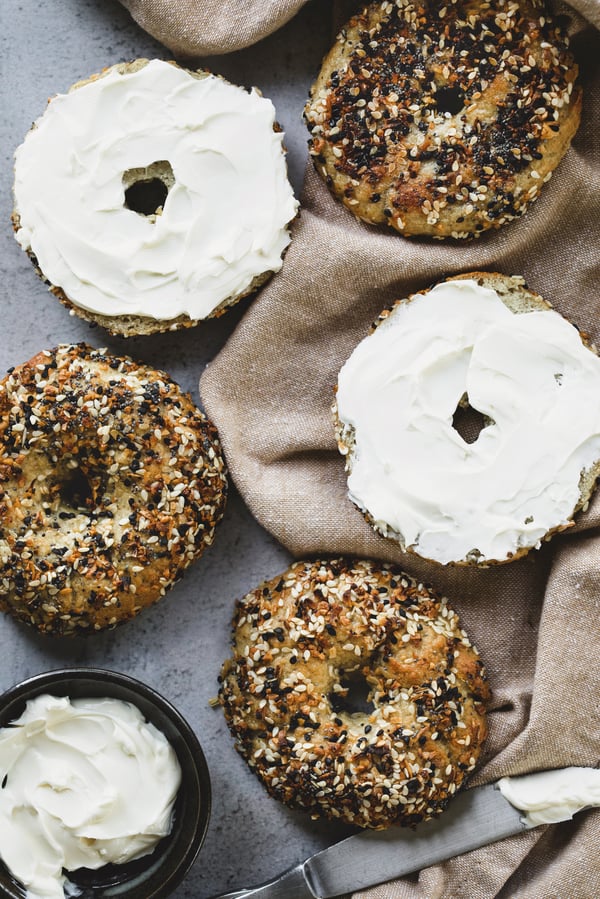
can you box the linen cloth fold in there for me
[118,0,307,56]
[200,2,600,893]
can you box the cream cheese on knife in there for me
[498,766,600,827]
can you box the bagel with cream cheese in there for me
[334,273,600,566]
[13,59,298,336]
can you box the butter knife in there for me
[209,767,600,899]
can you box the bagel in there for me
[0,344,227,635]
[12,59,298,336]
[334,272,600,566]
[219,558,489,829]
[305,0,581,238]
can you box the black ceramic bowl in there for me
[0,668,211,899]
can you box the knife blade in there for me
[210,767,600,899]
[209,782,525,899]
[304,782,525,897]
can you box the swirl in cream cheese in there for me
[0,694,181,899]
[13,59,298,322]
[336,278,600,565]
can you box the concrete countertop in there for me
[0,1,354,896]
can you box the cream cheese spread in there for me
[13,59,298,322]
[0,694,182,899]
[335,278,600,564]
[498,767,600,828]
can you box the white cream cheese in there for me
[13,59,298,321]
[0,694,182,899]
[498,767,600,828]
[335,278,600,564]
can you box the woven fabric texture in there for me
[118,0,307,56]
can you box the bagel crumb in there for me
[219,559,489,829]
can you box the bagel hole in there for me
[329,670,375,716]
[434,85,465,116]
[123,160,174,217]
[452,394,493,445]
[60,467,94,511]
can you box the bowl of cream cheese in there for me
[0,668,211,899]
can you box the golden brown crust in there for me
[0,344,227,635]
[24,257,272,339]
[219,558,489,829]
[305,0,582,238]
[334,272,600,567]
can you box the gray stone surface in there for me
[0,1,353,895]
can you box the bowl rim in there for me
[0,666,212,899]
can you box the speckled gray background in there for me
[0,1,356,895]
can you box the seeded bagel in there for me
[305,0,581,238]
[219,558,490,829]
[0,344,227,635]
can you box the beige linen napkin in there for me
[200,1,600,894]
[118,0,307,56]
